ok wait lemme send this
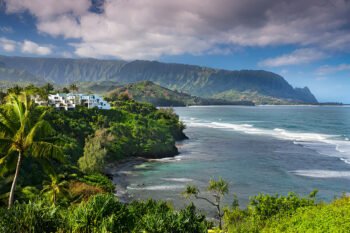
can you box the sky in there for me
[0,0,349,103]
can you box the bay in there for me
[116,106,350,212]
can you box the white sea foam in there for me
[127,184,185,191]
[148,155,182,162]
[340,158,350,164]
[161,178,193,182]
[187,120,350,164]
[291,170,350,178]
[117,171,134,175]
[188,121,334,142]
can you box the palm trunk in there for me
[217,204,222,230]
[8,151,22,209]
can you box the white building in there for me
[32,95,48,107]
[39,93,111,110]
[79,94,111,110]
[48,93,76,110]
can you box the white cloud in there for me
[259,49,326,67]
[21,40,52,55]
[4,0,350,59]
[317,64,350,75]
[0,37,55,55]
[5,0,90,19]
[0,37,17,52]
[37,15,81,38]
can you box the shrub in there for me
[263,196,350,233]
[224,191,318,233]
[79,173,115,193]
[64,194,131,233]
[130,200,209,233]
[0,200,62,233]
[78,135,107,174]
[249,191,317,221]
[69,181,104,201]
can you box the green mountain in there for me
[0,62,46,87]
[213,90,293,105]
[0,56,126,84]
[106,81,254,106]
[0,55,318,104]
[77,80,121,93]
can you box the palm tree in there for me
[0,92,64,208]
[69,84,79,94]
[42,174,69,205]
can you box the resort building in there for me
[35,93,111,110]
[32,95,48,107]
[48,93,76,110]
[78,94,111,110]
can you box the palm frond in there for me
[0,110,17,135]
[30,141,65,163]
[24,120,56,149]
[8,94,25,126]
[0,136,13,153]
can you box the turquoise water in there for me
[119,106,350,211]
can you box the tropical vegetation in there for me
[0,84,349,232]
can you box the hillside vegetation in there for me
[0,55,318,104]
[0,86,187,207]
[107,81,254,106]
[213,89,292,105]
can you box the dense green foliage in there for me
[263,196,350,232]
[45,103,185,161]
[0,93,64,208]
[78,132,107,174]
[0,55,317,103]
[0,194,210,233]
[0,87,186,208]
[224,191,319,232]
[78,173,115,194]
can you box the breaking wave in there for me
[161,178,193,182]
[127,184,185,191]
[291,170,350,178]
[186,120,350,165]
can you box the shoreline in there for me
[105,157,148,202]
[105,142,187,202]
[104,135,188,202]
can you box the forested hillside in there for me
[106,81,254,106]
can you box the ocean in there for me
[115,106,350,212]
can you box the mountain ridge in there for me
[0,55,318,104]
